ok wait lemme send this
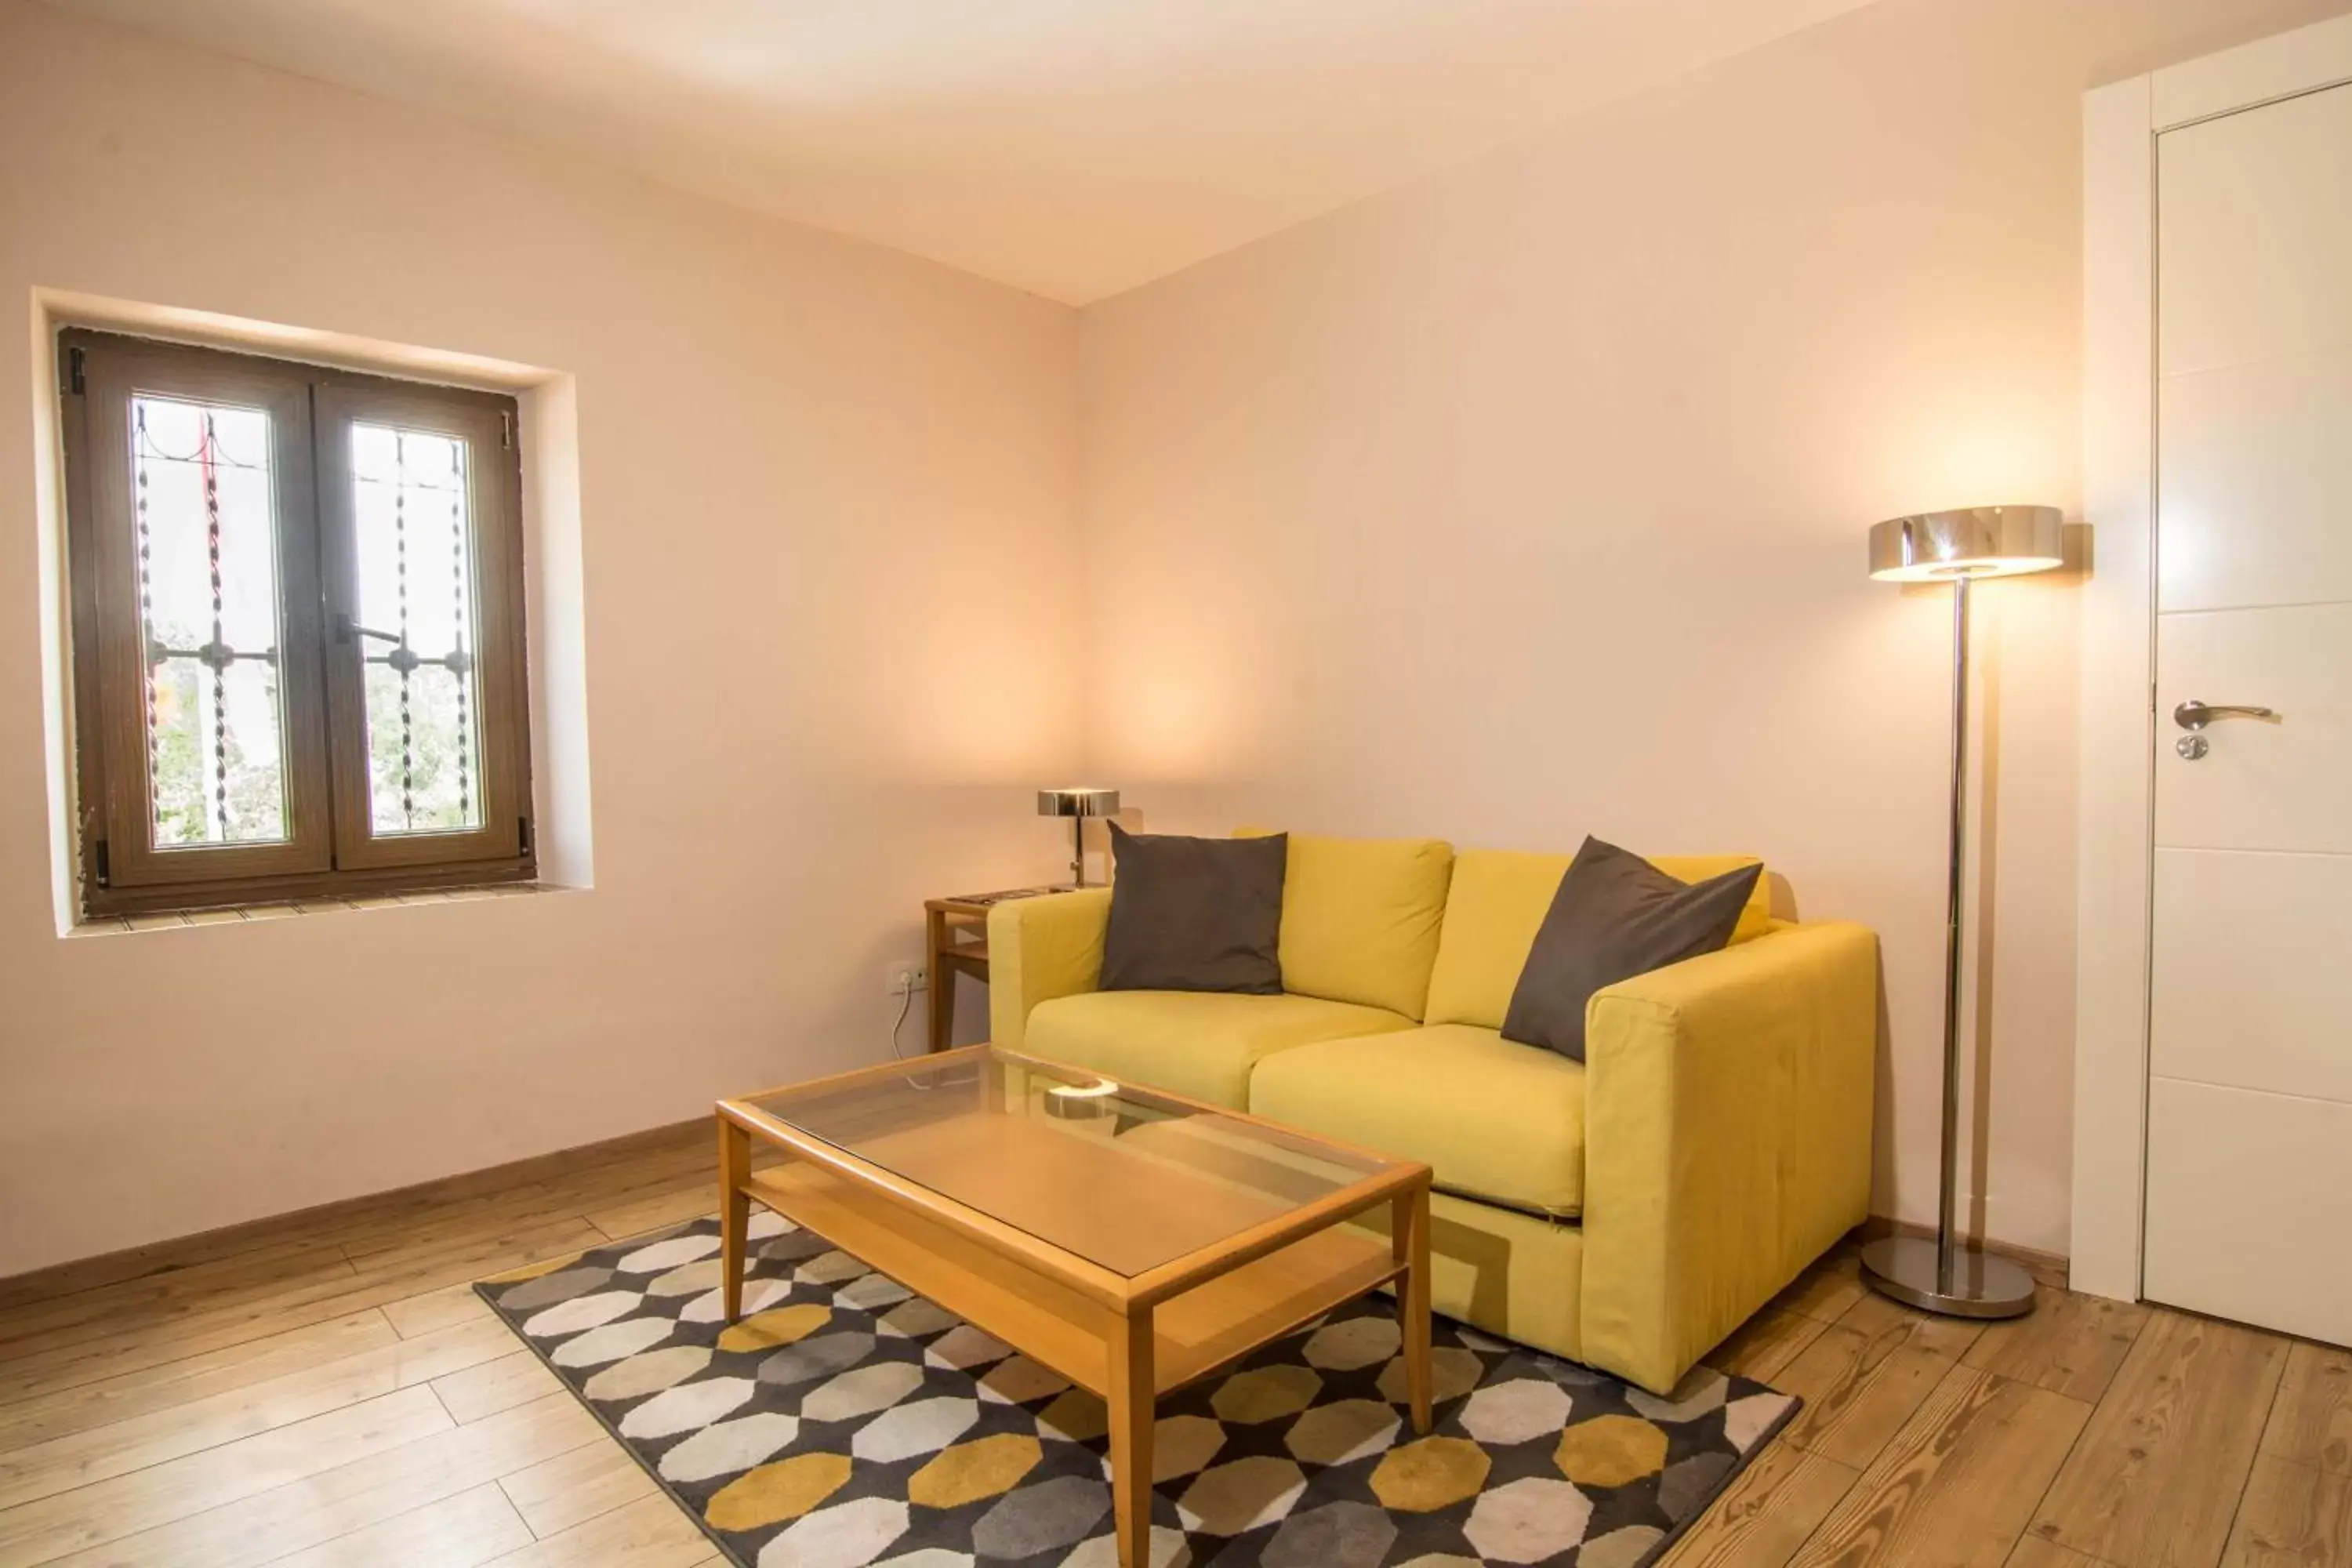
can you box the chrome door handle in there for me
[2174,699,2279,731]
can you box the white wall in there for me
[0,0,1083,1276]
[1077,0,2348,1256]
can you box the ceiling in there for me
[43,0,1878,304]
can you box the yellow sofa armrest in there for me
[1578,920,1878,1393]
[986,888,1114,1052]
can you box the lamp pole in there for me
[1936,573,1969,1297]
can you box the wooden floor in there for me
[0,1125,2343,1568]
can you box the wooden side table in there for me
[924,887,1067,1053]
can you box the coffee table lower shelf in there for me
[740,1161,1408,1397]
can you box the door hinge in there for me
[91,837,110,887]
[499,410,513,450]
[64,346,85,396]
[517,815,532,856]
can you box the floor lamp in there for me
[1860,505,2063,1319]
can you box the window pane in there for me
[349,423,484,835]
[132,396,289,848]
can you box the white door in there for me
[2144,79,2352,1348]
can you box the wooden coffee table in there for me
[716,1044,1434,1568]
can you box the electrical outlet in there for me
[884,963,928,996]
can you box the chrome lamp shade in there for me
[1867,506,2063,583]
[1860,505,2063,1321]
[1038,788,1120,887]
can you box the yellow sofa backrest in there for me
[1423,848,1773,1031]
[1237,829,1454,1021]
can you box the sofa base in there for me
[1348,1189,1584,1368]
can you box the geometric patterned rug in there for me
[476,1212,1797,1568]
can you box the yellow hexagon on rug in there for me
[1555,1414,1670,1488]
[716,1302,832,1355]
[908,1433,1044,1509]
[706,1451,853,1531]
[1210,1365,1323,1425]
[1378,1347,1483,1407]
[1370,1436,1491,1512]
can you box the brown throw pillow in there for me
[1501,837,1762,1062]
[1098,825,1287,994]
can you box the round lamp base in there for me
[1858,1235,2036,1319]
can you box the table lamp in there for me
[1862,505,2063,1319]
[1037,788,1120,887]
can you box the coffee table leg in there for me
[1396,1184,1432,1434]
[1107,1307,1156,1568]
[718,1116,750,1325]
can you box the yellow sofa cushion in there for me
[1236,830,1454,1019]
[1021,990,1415,1109]
[1424,848,1770,1031]
[1247,1023,1588,1216]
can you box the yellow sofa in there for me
[987,832,1877,1395]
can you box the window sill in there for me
[67,881,560,936]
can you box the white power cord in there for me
[887,978,916,1061]
[887,975,940,1091]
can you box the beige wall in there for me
[1078,0,2346,1256]
[12,0,2347,1279]
[0,0,1083,1276]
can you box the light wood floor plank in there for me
[2007,1537,2127,1568]
[0,1317,513,1511]
[1837,1289,1987,1360]
[1791,1363,2089,1568]
[325,1151,712,1267]
[479,1494,714,1568]
[1705,1308,1836,1385]
[2263,1342,2352,1478]
[0,1252,366,1390]
[1966,1292,2152,1406]
[498,1439,659,1539]
[1773,1318,1961,1469]
[1657,1438,1857,1568]
[0,1244,356,1360]
[0,1234,361,1323]
[0,1384,451,1566]
[583,1185,727,1246]
[2028,1308,2291,1568]
[2220,1456,2352,1568]
[331,1163,706,1277]
[42,1392,600,1568]
[431,1353,564,1427]
[0,1123,702,1318]
[383,1284,501,1341]
[0,1220,601,1409]
[0,1314,394,1453]
[1771,1252,1869,1327]
[263,1482,533,1568]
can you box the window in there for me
[60,330,533,916]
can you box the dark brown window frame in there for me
[60,329,535,918]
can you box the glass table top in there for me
[732,1046,1403,1279]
